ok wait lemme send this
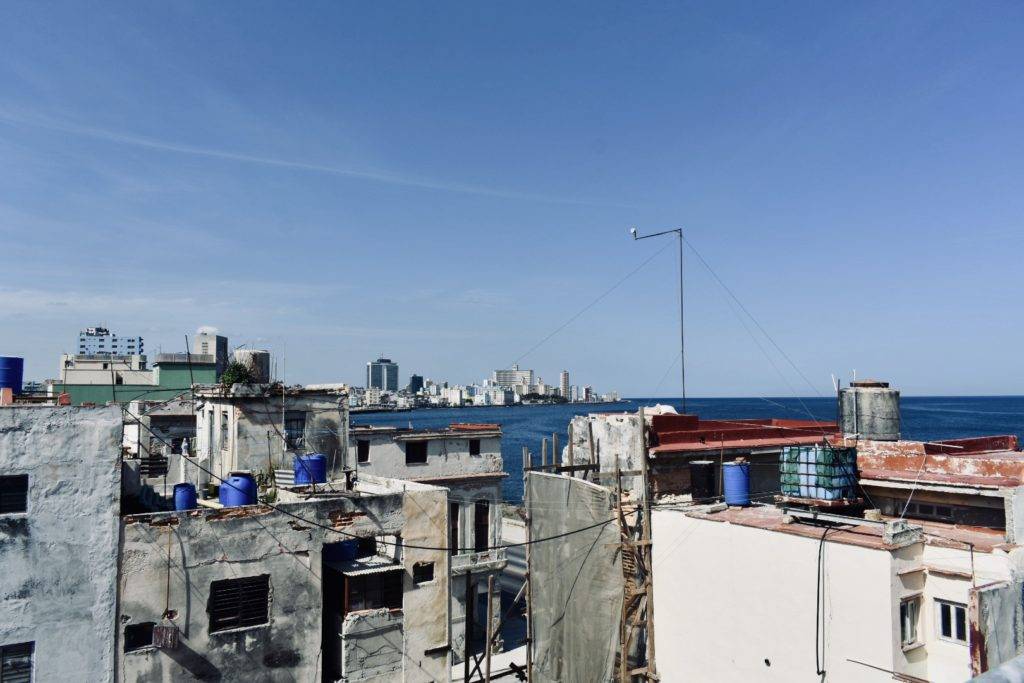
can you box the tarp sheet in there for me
[527,472,622,683]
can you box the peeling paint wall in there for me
[0,405,122,683]
[196,388,347,485]
[565,413,644,497]
[342,609,403,680]
[117,486,450,682]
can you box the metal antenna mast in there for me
[631,226,686,412]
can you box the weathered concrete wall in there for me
[350,431,502,480]
[565,413,644,497]
[197,389,347,485]
[118,486,449,682]
[342,608,404,680]
[400,487,451,682]
[0,405,122,683]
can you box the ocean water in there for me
[352,396,1024,502]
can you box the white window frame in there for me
[935,599,968,644]
[900,596,921,648]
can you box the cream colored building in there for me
[653,501,1019,683]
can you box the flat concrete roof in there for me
[679,504,1010,553]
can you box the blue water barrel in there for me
[0,357,24,395]
[723,462,751,506]
[294,453,328,484]
[219,472,257,507]
[324,539,359,562]
[173,483,198,511]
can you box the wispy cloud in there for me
[0,108,630,207]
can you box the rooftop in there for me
[681,503,1009,553]
[855,435,1024,489]
[194,383,348,399]
[649,413,839,454]
[351,422,502,438]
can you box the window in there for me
[357,440,370,464]
[413,561,435,584]
[900,597,920,647]
[345,571,402,614]
[1,642,33,683]
[405,441,428,465]
[208,575,270,633]
[936,600,967,643]
[284,411,306,449]
[474,500,490,552]
[449,502,460,556]
[469,439,481,456]
[124,622,155,652]
[0,475,28,514]
[220,411,229,451]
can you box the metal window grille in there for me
[345,571,402,614]
[1,642,34,683]
[208,575,270,633]
[284,411,306,449]
[0,475,28,514]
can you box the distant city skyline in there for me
[2,3,1023,396]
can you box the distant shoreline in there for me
[351,399,627,415]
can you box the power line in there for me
[124,405,621,552]
[508,240,673,369]
[682,235,823,399]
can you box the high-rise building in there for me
[193,328,229,377]
[560,370,570,398]
[407,374,424,394]
[77,326,143,356]
[492,364,534,389]
[366,357,399,392]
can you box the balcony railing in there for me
[451,547,507,574]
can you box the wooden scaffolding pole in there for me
[615,407,658,682]
[524,447,534,683]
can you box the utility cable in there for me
[683,235,823,399]
[815,525,834,676]
[507,240,672,369]
[124,405,621,552]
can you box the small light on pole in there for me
[630,226,686,412]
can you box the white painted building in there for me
[652,501,1021,683]
[78,326,143,355]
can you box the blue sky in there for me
[1,1,1022,396]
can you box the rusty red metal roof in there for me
[649,413,839,455]
[681,504,1009,552]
